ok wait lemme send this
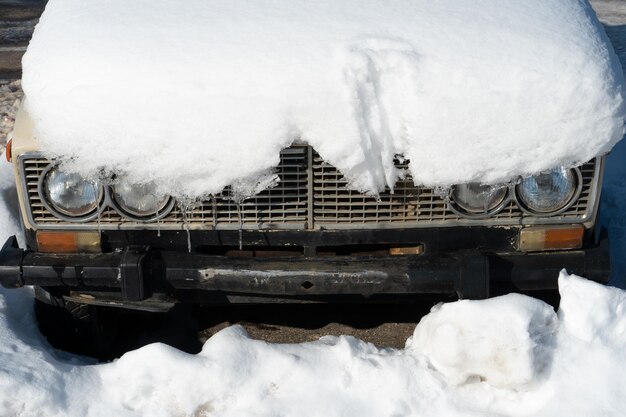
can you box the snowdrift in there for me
[22,0,626,199]
[406,293,558,388]
[1,271,626,417]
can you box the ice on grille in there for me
[21,0,626,199]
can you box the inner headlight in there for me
[43,168,101,217]
[112,180,170,218]
[516,167,577,214]
[451,183,508,214]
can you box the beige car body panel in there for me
[10,105,39,231]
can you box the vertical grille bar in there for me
[306,145,314,229]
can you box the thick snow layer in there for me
[22,0,626,198]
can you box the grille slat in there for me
[20,146,598,230]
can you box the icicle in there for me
[179,200,192,253]
[96,197,102,236]
[236,202,243,251]
[212,197,217,229]
[433,185,451,199]
[186,225,191,253]
[156,207,161,237]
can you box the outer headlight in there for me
[43,168,101,217]
[516,167,577,214]
[112,180,171,219]
[451,183,508,215]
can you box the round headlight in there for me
[113,180,170,219]
[516,167,577,214]
[451,183,508,215]
[43,168,101,217]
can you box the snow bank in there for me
[2,263,626,416]
[406,294,558,388]
[22,0,626,199]
[558,270,626,348]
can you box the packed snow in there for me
[22,0,626,199]
[406,294,558,388]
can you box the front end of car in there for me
[0,107,610,311]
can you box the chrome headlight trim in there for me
[448,183,510,218]
[111,180,174,222]
[37,164,105,222]
[514,167,583,216]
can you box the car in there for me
[0,0,616,350]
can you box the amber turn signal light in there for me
[5,139,12,162]
[519,225,584,252]
[389,245,425,256]
[36,231,101,253]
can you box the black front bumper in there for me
[0,233,611,308]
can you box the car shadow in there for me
[34,290,562,362]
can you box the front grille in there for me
[19,146,601,231]
[313,152,449,225]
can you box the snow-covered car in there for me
[0,0,622,319]
[0,105,611,307]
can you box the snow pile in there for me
[406,294,557,388]
[2,263,626,414]
[558,270,626,347]
[22,0,626,199]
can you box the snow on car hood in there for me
[22,0,626,199]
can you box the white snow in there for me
[22,0,626,199]
[406,293,558,388]
[558,270,626,347]
[1,264,626,415]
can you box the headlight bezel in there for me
[37,165,176,223]
[110,180,175,222]
[448,182,511,218]
[38,164,105,222]
[448,167,583,219]
[514,167,583,216]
